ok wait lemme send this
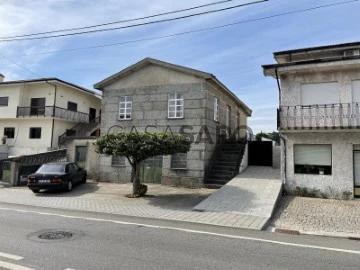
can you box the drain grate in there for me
[38,231,73,240]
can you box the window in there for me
[171,153,187,169]
[75,146,88,168]
[67,101,78,112]
[30,98,46,116]
[300,82,339,105]
[111,156,125,166]
[119,96,132,120]
[226,105,231,127]
[214,97,219,122]
[294,144,332,175]
[29,128,41,139]
[168,93,184,118]
[4,127,15,139]
[0,97,9,106]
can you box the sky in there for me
[0,0,358,134]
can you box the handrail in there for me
[279,102,360,130]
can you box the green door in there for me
[140,156,163,184]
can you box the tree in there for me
[94,132,191,197]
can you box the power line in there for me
[17,0,360,57]
[0,0,268,42]
[0,0,234,39]
[0,52,42,77]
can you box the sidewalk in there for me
[271,196,360,238]
[0,166,282,231]
[0,181,268,230]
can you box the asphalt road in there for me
[0,202,360,270]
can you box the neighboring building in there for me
[0,76,102,157]
[94,58,251,188]
[263,41,360,198]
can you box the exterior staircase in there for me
[204,140,247,189]
[58,116,101,146]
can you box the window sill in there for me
[171,167,188,170]
[167,117,184,120]
[118,118,132,121]
[294,173,332,176]
[111,165,126,167]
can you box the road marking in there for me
[0,252,23,261]
[1,206,360,255]
[0,260,35,270]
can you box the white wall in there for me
[52,119,77,148]
[0,84,22,118]
[0,119,53,156]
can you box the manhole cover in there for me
[38,231,73,240]
[28,229,84,243]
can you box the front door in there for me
[89,108,96,122]
[140,156,163,184]
[354,151,360,198]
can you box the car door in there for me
[71,163,82,184]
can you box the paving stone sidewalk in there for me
[271,196,360,238]
[0,181,266,230]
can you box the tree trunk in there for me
[132,161,141,196]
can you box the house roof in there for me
[0,77,99,97]
[273,41,360,56]
[262,55,360,76]
[94,57,251,116]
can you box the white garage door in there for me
[300,82,339,106]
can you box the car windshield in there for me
[36,164,65,173]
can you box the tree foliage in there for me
[94,132,191,197]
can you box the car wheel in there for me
[31,189,40,193]
[65,180,73,192]
[81,175,87,184]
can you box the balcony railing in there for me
[279,103,360,130]
[17,106,89,123]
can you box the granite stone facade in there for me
[94,58,251,187]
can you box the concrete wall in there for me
[0,119,53,156]
[64,138,100,179]
[0,84,22,119]
[280,69,360,107]
[283,132,360,198]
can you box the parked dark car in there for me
[27,162,87,193]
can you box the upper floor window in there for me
[168,93,183,118]
[0,97,9,106]
[4,127,15,139]
[300,82,339,106]
[119,96,132,120]
[29,127,41,139]
[226,105,231,127]
[67,101,78,112]
[214,97,219,122]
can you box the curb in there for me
[275,228,300,235]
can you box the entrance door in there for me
[354,151,360,198]
[140,156,163,184]
[89,108,96,122]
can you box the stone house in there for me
[263,41,360,198]
[94,58,251,188]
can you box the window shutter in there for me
[294,145,331,166]
[300,82,339,105]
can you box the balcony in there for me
[279,103,360,130]
[17,106,89,123]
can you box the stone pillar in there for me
[9,161,20,186]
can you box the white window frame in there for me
[119,96,132,120]
[168,93,184,119]
[294,144,332,175]
[214,97,219,122]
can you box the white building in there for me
[0,75,102,157]
[263,41,360,199]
